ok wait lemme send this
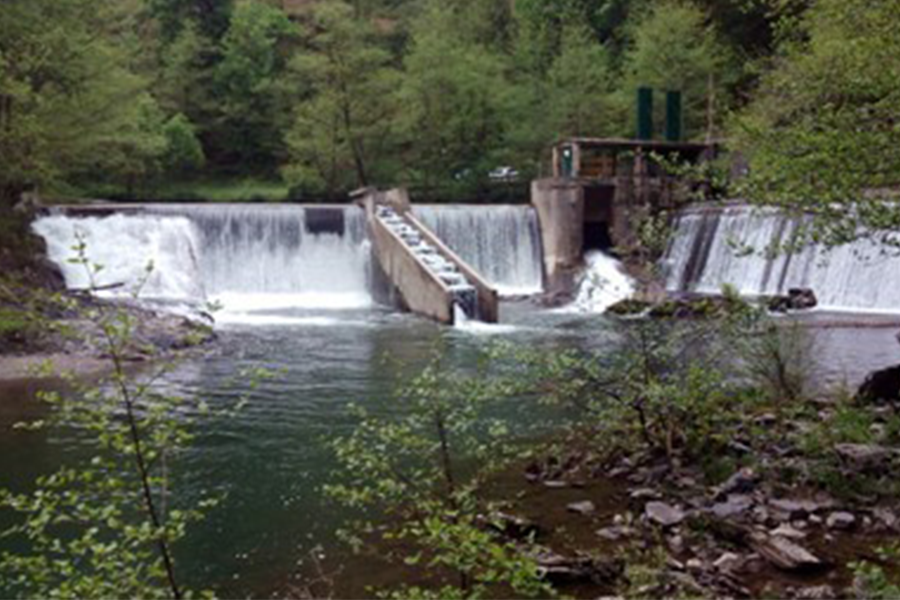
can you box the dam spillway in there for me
[33,205,374,313]
[665,205,900,313]
[32,202,543,322]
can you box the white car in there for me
[488,166,519,182]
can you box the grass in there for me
[64,175,291,203]
[152,177,290,202]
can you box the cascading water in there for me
[33,205,374,321]
[413,205,544,296]
[665,205,900,313]
[563,251,635,314]
[33,213,205,301]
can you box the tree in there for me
[546,25,620,139]
[283,1,400,199]
[733,0,900,250]
[0,242,223,598]
[396,3,513,198]
[162,113,206,174]
[147,0,233,42]
[620,0,736,140]
[156,20,220,138]
[327,356,553,599]
[0,0,166,207]
[213,0,293,170]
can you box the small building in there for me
[532,137,716,291]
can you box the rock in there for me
[750,533,823,571]
[826,511,856,530]
[713,552,742,572]
[856,364,900,404]
[835,443,893,469]
[686,558,704,571]
[789,288,818,310]
[543,480,568,489]
[711,494,754,519]
[713,468,759,500]
[596,526,635,541]
[793,585,837,599]
[483,512,540,540]
[771,524,807,540]
[769,499,817,520]
[728,440,753,455]
[667,534,684,554]
[768,288,818,312]
[629,487,661,500]
[755,413,778,426]
[534,551,623,585]
[645,501,685,527]
[873,507,898,530]
[567,500,596,515]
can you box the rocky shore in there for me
[481,391,900,599]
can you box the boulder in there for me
[856,365,900,404]
[645,501,686,527]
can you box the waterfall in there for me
[413,205,544,296]
[33,205,373,314]
[33,213,205,301]
[665,205,900,313]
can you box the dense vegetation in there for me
[4,0,895,206]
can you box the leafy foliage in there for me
[284,1,400,199]
[0,240,238,598]
[327,357,553,599]
[734,0,900,248]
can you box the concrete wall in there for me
[368,203,455,324]
[531,178,585,292]
[361,188,498,325]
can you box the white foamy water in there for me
[33,213,205,301]
[665,205,900,313]
[562,251,635,313]
[33,205,374,319]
